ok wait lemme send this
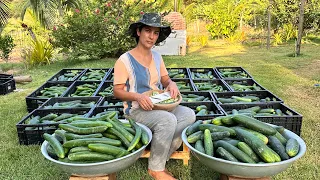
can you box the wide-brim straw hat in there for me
[128,13,171,44]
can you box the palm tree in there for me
[21,0,80,29]
[0,0,10,28]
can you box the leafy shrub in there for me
[0,35,15,63]
[198,35,208,47]
[21,38,53,68]
[272,33,283,46]
[52,0,164,59]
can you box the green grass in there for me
[1,40,319,180]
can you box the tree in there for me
[267,0,271,49]
[296,0,306,56]
[21,0,80,29]
[0,0,10,28]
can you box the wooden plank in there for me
[220,174,271,180]
[69,173,116,180]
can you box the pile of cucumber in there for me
[193,105,219,116]
[175,81,193,91]
[217,69,250,79]
[181,93,212,102]
[37,86,68,98]
[71,83,99,97]
[52,70,81,81]
[168,69,187,78]
[218,95,278,104]
[186,114,300,163]
[224,106,294,116]
[190,71,215,79]
[229,83,262,91]
[25,113,87,129]
[43,112,149,163]
[101,101,123,107]
[194,82,226,92]
[80,69,107,81]
[98,85,113,97]
[42,100,96,109]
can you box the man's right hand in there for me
[135,94,154,111]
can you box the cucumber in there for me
[220,115,235,125]
[258,108,275,114]
[63,138,122,148]
[107,119,134,142]
[231,96,252,102]
[232,114,277,135]
[237,142,260,163]
[274,131,288,145]
[238,127,269,144]
[127,119,142,151]
[212,117,223,126]
[204,129,214,156]
[216,147,239,162]
[141,130,149,145]
[88,143,129,156]
[102,133,119,140]
[59,124,108,135]
[196,105,207,111]
[47,145,58,158]
[196,109,207,116]
[186,120,202,135]
[218,98,238,104]
[65,133,103,140]
[54,130,67,143]
[43,133,65,159]
[68,151,114,161]
[106,128,131,148]
[268,136,289,160]
[187,131,203,143]
[199,124,236,136]
[69,146,91,153]
[234,127,278,163]
[194,140,205,154]
[70,121,113,128]
[211,131,230,141]
[40,113,58,121]
[286,138,299,157]
[222,138,240,146]
[215,140,256,163]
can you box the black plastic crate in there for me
[213,90,283,105]
[188,68,219,80]
[172,78,196,91]
[224,79,266,92]
[88,106,125,119]
[94,81,114,97]
[63,81,102,97]
[215,66,253,79]
[16,108,92,145]
[193,79,231,92]
[0,78,16,95]
[26,82,72,112]
[47,68,86,82]
[104,68,114,81]
[98,96,123,107]
[180,91,216,103]
[0,73,13,79]
[38,96,103,109]
[181,101,225,120]
[167,68,189,79]
[78,68,111,81]
[220,103,303,135]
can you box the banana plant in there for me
[0,0,10,28]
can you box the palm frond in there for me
[0,0,11,27]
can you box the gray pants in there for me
[128,105,196,171]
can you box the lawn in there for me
[0,40,319,180]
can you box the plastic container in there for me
[167,68,190,79]
[215,66,253,79]
[38,96,102,110]
[78,68,111,81]
[47,68,86,82]
[219,103,303,135]
[193,79,231,92]
[25,82,72,112]
[16,108,92,145]
[180,91,216,103]
[0,78,16,95]
[213,90,283,105]
[63,81,103,97]
[188,68,219,80]
[224,79,266,92]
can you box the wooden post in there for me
[69,173,116,180]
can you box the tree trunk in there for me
[267,2,271,50]
[296,0,306,56]
[13,75,32,83]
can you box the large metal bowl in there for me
[181,124,306,178]
[41,120,152,177]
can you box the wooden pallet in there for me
[220,174,270,180]
[69,173,116,180]
[140,142,190,165]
